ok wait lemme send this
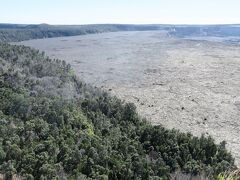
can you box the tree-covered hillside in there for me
[1,23,240,43]
[0,24,162,42]
[0,43,236,179]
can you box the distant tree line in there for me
[0,24,162,42]
[1,23,240,43]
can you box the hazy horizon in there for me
[1,0,240,25]
[1,22,240,26]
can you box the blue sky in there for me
[0,0,239,25]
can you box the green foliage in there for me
[217,173,234,180]
[217,169,240,180]
[0,43,236,179]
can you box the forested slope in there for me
[1,23,240,43]
[0,24,162,42]
[0,43,236,179]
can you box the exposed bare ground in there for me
[17,31,240,165]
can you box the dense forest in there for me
[0,43,236,179]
